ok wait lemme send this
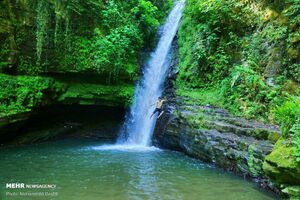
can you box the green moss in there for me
[263,137,300,185]
[58,82,134,107]
[250,129,281,142]
[184,112,208,129]
[0,73,64,118]
[248,144,260,176]
[267,131,281,143]
[282,186,300,199]
[176,84,226,108]
[252,129,269,140]
[0,72,134,124]
[291,120,300,163]
[266,138,297,168]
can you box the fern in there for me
[291,120,300,162]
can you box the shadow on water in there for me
[0,105,125,145]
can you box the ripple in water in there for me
[0,139,276,200]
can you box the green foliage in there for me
[176,83,226,108]
[274,97,300,136]
[35,0,49,66]
[283,0,300,27]
[178,0,256,86]
[286,63,300,82]
[132,0,160,33]
[248,145,260,176]
[92,25,142,75]
[224,65,270,119]
[0,38,10,70]
[58,82,134,107]
[101,1,123,29]
[0,0,171,80]
[283,0,300,82]
[59,24,143,80]
[18,56,42,75]
[177,0,300,124]
[0,74,60,117]
[261,23,287,42]
[56,0,170,80]
[0,0,172,119]
[290,120,300,162]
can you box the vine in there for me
[36,0,49,66]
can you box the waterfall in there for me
[117,1,185,147]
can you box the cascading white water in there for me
[117,1,185,147]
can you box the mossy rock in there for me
[0,74,65,119]
[263,137,300,185]
[267,131,281,143]
[288,48,299,59]
[262,9,279,22]
[253,128,269,140]
[282,186,300,199]
[248,144,264,176]
[58,82,134,107]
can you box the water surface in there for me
[0,139,276,200]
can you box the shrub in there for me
[0,74,60,117]
[274,96,300,136]
[290,120,300,162]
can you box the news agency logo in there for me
[6,183,25,189]
[6,183,56,189]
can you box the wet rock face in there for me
[155,104,279,183]
[154,100,300,198]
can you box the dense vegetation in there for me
[0,0,171,117]
[1,0,299,197]
[0,0,171,77]
[0,73,63,118]
[177,0,300,194]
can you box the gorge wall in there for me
[0,0,172,143]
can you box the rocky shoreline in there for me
[154,103,280,194]
[153,38,299,198]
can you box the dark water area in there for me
[0,139,277,200]
[0,105,125,145]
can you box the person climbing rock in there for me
[150,97,167,119]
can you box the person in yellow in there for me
[150,97,167,119]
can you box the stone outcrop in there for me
[153,37,284,196]
[57,81,133,107]
[154,101,300,198]
[152,38,300,197]
[154,102,280,192]
[263,138,300,198]
[0,73,132,138]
